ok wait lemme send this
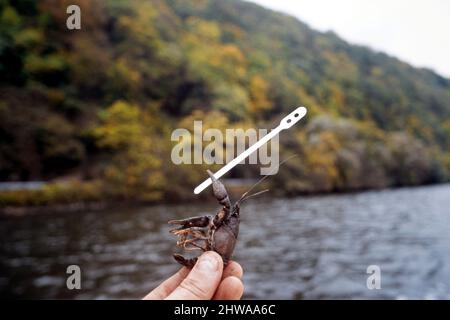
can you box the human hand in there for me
[143,251,244,300]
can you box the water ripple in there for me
[1,184,450,299]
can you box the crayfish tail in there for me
[173,254,198,268]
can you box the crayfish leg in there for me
[173,254,198,268]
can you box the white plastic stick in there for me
[194,106,307,194]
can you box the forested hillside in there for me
[1,0,450,205]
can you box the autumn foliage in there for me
[1,0,449,206]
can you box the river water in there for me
[1,184,450,299]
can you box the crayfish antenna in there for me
[237,154,298,203]
[238,189,270,204]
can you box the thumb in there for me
[166,251,223,300]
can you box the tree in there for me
[94,101,165,201]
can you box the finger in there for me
[143,267,190,300]
[213,276,244,300]
[222,261,243,280]
[166,251,223,300]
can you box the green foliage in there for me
[0,180,103,207]
[94,101,166,201]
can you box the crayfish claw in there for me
[207,170,231,211]
[168,216,211,229]
[168,219,184,225]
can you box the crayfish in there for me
[169,170,269,268]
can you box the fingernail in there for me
[197,253,219,272]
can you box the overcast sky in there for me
[247,0,450,78]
